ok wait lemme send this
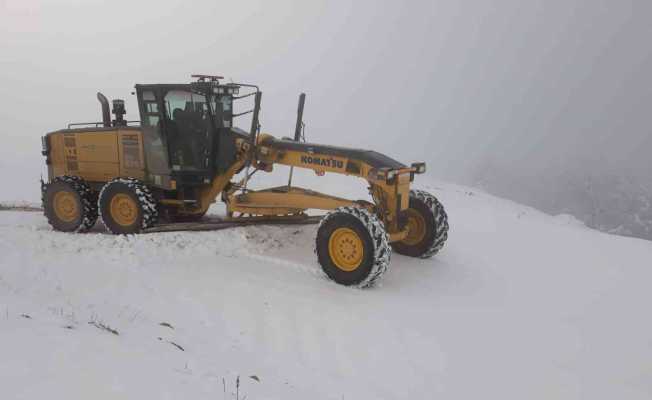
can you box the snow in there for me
[1,179,652,399]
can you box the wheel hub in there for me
[53,191,78,222]
[403,208,426,246]
[328,227,364,271]
[110,194,138,227]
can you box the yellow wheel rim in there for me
[328,227,364,272]
[109,193,139,227]
[53,191,79,222]
[402,208,427,246]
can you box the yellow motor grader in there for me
[41,75,448,287]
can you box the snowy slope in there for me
[1,178,652,399]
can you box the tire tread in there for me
[316,206,391,288]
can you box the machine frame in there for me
[40,74,448,288]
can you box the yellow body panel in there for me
[75,132,118,163]
[73,132,120,181]
[49,134,66,178]
[47,129,145,183]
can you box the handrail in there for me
[66,121,141,129]
[232,109,254,118]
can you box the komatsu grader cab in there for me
[41,74,449,287]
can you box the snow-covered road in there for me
[1,182,651,399]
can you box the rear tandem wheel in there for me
[99,178,158,234]
[42,176,98,232]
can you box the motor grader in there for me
[41,75,448,287]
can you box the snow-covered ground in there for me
[1,178,652,399]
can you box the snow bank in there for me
[1,180,651,399]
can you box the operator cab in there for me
[134,76,243,188]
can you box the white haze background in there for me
[1,0,651,238]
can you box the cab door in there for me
[161,89,213,173]
[137,88,171,184]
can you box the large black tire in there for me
[99,178,158,234]
[392,190,449,258]
[42,176,98,232]
[316,207,391,288]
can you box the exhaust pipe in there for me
[96,92,111,128]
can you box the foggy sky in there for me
[1,0,651,202]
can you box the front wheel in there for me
[391,190,449,258]
[316,207,391,288]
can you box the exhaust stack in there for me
[96,92,111,128]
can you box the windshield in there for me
[164,90,212,170]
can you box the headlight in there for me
[221,86,239,95]
[412,162,426,174]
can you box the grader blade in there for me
[144,214,322,234]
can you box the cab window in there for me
[163,90,211,170]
